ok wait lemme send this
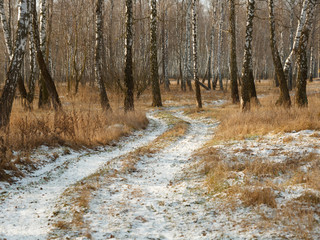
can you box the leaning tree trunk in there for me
[150,0,162,107]
[31,0,61,111]
[240,0,255,111]
[0,0,29,128]
[192,0,202,108]
[268,0,291,107]
[0,0,30,104]
[229,0,239,103]
[283,0,309,77]
[296,0,317,107]
[95,0,111,111]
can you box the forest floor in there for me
[0,80,320,239]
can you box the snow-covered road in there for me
[0,112,168,239]
[84,112,218,239]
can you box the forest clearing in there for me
[0,0,320,239]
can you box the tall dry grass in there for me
[214,94,320,141]
[0,85,148,181]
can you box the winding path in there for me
[0,108,218,239]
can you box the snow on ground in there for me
[84,112,219,239]
[0,112,167,240]
[205,130,320,239]
[1,103,319,239]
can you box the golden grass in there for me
[213,95,320,141]
[240,187,277,208]
[0,85,150,181]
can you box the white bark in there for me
[183,0,192,90]
[40,0,47,53]
[283,0,309,73]
[217,0,224,90]
[0,0,13,57]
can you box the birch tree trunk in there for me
[95,0,111,111]
[27,9,37,104]
[124,0,135,110]
[162,9,169,91]
[0,0,13,57]
[150,0,162,107]
[31,0,61,111]
[296,0,317,107]
[309,46,314,82]
[0,0,29,128]
[192,0,202,108]
[240,0,255,111]
[185,0,193,91]
[217,0,224,90]
[211,6,216,89]
[183,0,192,92]
[268,0,291,107]
[229,0,239,103]
[288,0,294,90]
[283,0,309,76]
[38,0,50,108]
[0,0,30,104]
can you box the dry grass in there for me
[240,187,277,208]
[0,85,149,181]
[213,95,320,141]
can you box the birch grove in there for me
[0,0,318,126]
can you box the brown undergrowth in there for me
[213,94,320,141]
[0,86,148,181]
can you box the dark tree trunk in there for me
[124,0,135,111]
[229,0,239,104]
[268,0,291,107]
[150,0,162,107]
[95,0,111,111]
[295,0,317,107]
[240,0,255,111]
[32,0,61,111]
[192,0,202,108]
[0,0,29,128]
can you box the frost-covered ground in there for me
[83,113,218,239]
[0,103,319,239]
[204,130,320,239]
[0,113,167,239]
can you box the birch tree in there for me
[229,0,239,103]
[0,0,29,127]
[95,0,111,111]
[217,0,224,91]
[150,0,162,107]
[240,0,255,111]
[124,0,135,111]
[38,0,50,108]
[288,0,295,90]
[296,0,317,107]
[162,9,169,91]
[192,0,202,108]
[183,0,192,92]
[184,0,193,91]
[283,0,309,76]
[268,0,291,107]
[31,0,61,111]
